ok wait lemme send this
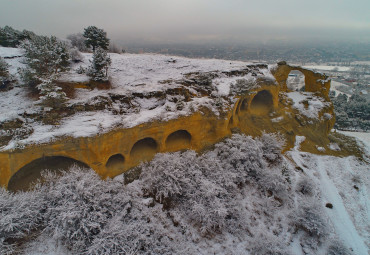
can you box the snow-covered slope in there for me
[0,47,277,151]
[1,134,368,255]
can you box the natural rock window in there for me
[287,70,305,91]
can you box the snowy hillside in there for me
[1,134,369,255]
[1,46,369,255]
[1,47,276,151]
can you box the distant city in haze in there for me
[122,41,370,65]
[1,0,369,65]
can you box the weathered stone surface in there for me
[0,65,336,190]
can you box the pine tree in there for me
[0,26,35,47]
[0,57,11,89]
[19,35,70,108]
[83,26,109,52]
[88,47,111,82]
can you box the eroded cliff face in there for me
[0,63,336,191]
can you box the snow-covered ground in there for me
[1,133,369,255]
[0,47,277,151]
[339,131,370,157]
[287,91,331,119]
[331,80,352,97]
[288,148,369,254]
[303,65,351,72]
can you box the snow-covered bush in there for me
[0,188,44,253]
[67,33,89,52]
[88,47,111,82]
[36,78,67,109]
[140,134,287,236]
[70,48,84,63]
[38,167,129,253]
[87,199,192,255]
[140,151,237,236]
[259,132,285,165]
[296,176,315,196]
[326,240,352,255]
[1,133,352,254]
[290,201,328,238]
[248,232,292,255]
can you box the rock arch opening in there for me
[8,156,89,192]
[130,137,158,162]
[250,90,273,114]
[165,130,191,151]
[287,70,305,91]
[105,154,125,173]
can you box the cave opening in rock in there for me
[8,156,90,192]
[165,130,191,151]
[130,137,158,162]
[106,154,125,173]
[250,90,273,114]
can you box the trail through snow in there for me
[316,157,368,255]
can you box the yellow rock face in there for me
[0,65,335,190]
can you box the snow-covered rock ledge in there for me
[1,46,336,190]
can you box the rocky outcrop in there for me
[0,64,335,191]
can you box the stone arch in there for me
[8,156,90,192]
[250,90,273,114]
[165,130,192,151]
[130,137,158,162]
[105,154,125,174]
[287,70,305,91]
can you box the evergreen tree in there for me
[19,35,70,108]
[0,26,20,47]
[88,47,111,82]
[83,26,109,52]
[0,57,11,89]
[0,26,35,47]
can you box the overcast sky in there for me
[1,0,369,44]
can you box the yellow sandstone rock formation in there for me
[0,64,335,191]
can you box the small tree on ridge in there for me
[88,47,111,82]
[83,26,109,52]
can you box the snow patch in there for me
[287,92,329,119]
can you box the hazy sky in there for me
[1,0,369,44]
